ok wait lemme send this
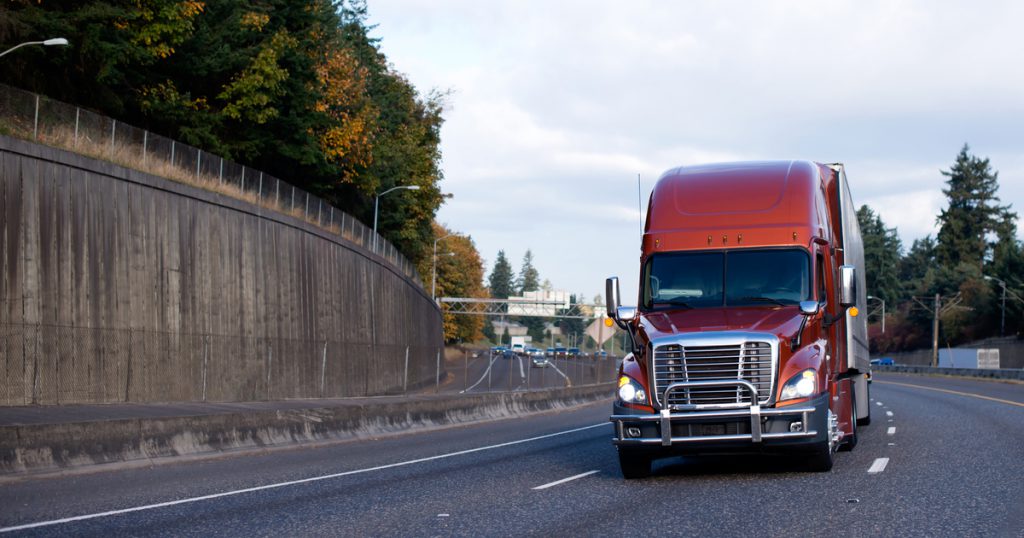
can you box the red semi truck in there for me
[606,160,870,478]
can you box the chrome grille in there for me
[653,340,775,408]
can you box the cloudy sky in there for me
[366,0,1024,303]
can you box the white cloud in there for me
[368,0,1024,300]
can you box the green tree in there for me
[420,223,487,343]
[488,250,515,300]
[856,205,902,305]
[1,0,447,271]
[557,294,585,347]
[516,250,540,294]
[482,320,497,344]
[936,144,1014,271]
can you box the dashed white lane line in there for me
[0,423,609,534]
[886,411,893,417]
[887,427,896,435]
[876,401,884,406]
[868,458,890,474]
[532,470,600,490]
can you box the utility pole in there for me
[932,293,940,367]
[913,293,966,367]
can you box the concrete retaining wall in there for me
[0,383,614,476]
[874,364,1024,380]
[875,337,1024,369]
[0,135,443,405]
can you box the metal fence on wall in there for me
[0,83,422,286]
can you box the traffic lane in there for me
[6,376,1022,536]
[858,378,1024,536]
[521,377,1023,536]
[873,372,1024,405]
[0,400,612,530]
[3,410,616,536]
[4,395,889,536]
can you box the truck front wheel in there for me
[807,407,838,472]
[618,449,652,479]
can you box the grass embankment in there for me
[0,119,355,241]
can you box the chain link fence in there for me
[0,83,421,286]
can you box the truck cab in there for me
[607,161,870,478]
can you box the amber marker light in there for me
[849,306,859,317]
[604,317,614,327]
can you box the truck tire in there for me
[618,449,652,479]
[840,390,858,452]
[807,442,834,472]
[808,407,837,471]
[857,381,872,426]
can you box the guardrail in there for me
[0,83,422,286]
[874,364,1024,381]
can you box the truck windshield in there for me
[642,249,810,310]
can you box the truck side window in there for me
[817,254,827,305]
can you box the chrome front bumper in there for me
[610,380,819,447]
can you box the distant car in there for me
[568,347,580,358]
[490,346,508,357]
[530,356,550,368]
[594,350,609,359]
[545,347,555,358]
[554,347,568,358]
[870,358,894,366]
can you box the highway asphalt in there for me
[1,373,1022,537]
[439,352,617,394]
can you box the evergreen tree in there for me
[482,320,497,343]
[856,205,903,305]
[936,144,1014,271]
[516,250,541,294]
[487,250,515,299]
[900,236,937,288]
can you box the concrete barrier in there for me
[0,384,614,477]
[874,364,1024,381]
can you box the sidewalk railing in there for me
[0,83,422,286]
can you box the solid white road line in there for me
[886,411,893,417]
[867,458,890,474]
[533,470,600,490]
[462,355,500,392]
[0,423,609,534]
[887,427,896,435]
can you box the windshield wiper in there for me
[738,296,787,307]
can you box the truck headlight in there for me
[780,369,817,401]
[618,376,647,404]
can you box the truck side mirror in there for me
[839,265,856,307]
[799,301,820,315]
[617,306,637,323]
[606,277,621,318]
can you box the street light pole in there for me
[983,275,1006,337]
[0,38,69,59]
[867,295,886,333]
[372,185,420,253]
[432,233,455,301]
